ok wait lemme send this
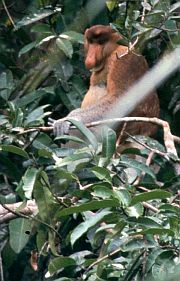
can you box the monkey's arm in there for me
[48,96,114,136]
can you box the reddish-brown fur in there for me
[51,25,159,141]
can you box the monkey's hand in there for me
[48,109,85,136]
[48,117,71,136]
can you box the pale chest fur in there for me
[81,45,129,109]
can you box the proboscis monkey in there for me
[49,25,159,143]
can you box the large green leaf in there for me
[55,199,119,218]
[48,257,76,276]
[130,190,171,206]
[56,38,73,58]
[16,8,61,29]
[20,167,39,199]
[60,31,84,44]
[71,209,111,246]
[0,145,29,159]
[128,217,162,228]
[136,227,174,236]
[25,105,50,125]
[9,218,32,253]
[120,156,156,179]
[33,171,56,221]
[91,167,112,183]
[66,118,98,151]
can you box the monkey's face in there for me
[84,25,121,72]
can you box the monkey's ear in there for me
[84,28,89,35]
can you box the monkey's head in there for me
[84,25,121,72]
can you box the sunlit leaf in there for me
[15,8,61,29]
[56,38,73,58]
[101,126,116,158]
[66,118,98,150]
[71,209,111,245]
[60,31,84,44]
[21,167,39,199]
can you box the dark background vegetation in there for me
[0,1,180,280]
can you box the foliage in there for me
[0,0,180,281]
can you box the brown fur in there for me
[52,25,159,142]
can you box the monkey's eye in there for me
[97,38,108,45]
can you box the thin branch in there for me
[124,131,170,160]
[86,247,122,271]
[2,0,15,28]
[142,202,158,213]
[0,201,37,223]
[19,117,180,158]
[141,0,148,24]
[0,202,61,239]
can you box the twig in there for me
[142,202,158,213]
[0,201,37,223]
[124,131,170,160]
[116,122,127,147]
[141,0,148,24]
[86,247,122,271]
[2,0,16,28]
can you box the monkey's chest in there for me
[81,81,107,109]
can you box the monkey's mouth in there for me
[90,63,104,72]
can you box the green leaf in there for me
[145,248,164,273]
[0,70,14,100]
[56,38,73,58]
[9,218,32,253]
[36,228,48,254]
[92,184,114,199]
[48,257,76,276]
[16,8,61,29]
[66,118,98,150]
[101,127,116,158]
[54,152,91,168]
[128,217,161,228]
[60,31,84,44]
[106,1,118,11]
[137,227,174,236]
[56,199,119,218]
[113,189,131,207]
[159,203,180,214]
[21,167,39,199]
[31,23,52,34]
[91,167,112,183]
[25,105,50,125]
[15,89,48,107]
[130,190,171,206]
[55,135,86,144]
[120,156,156,179]
[0,145,29,159]
[34,171,56,221]
[71,209,111,246]
[127,203,144,217]
[18,41,37,57]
